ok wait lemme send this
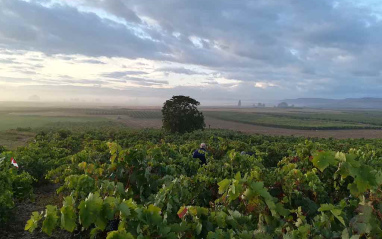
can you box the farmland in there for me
[203,110,382,130]
[2,105,382,132]
[74,107,382,130]
[0,106,382,150]
[0,112,106,132]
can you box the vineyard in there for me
[1,129,382,238]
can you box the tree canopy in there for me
[278,102,289,108]
[162,95,205,133]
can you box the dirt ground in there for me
[117,116,382,139]
[0,184,72,239]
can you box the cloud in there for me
[0,76,33,84]
[156,67,207,75]
[202,79,219,85]
[58,79,106,85]
[17,70,38,75]
[79,59,106,64]
[101,70,148,78]
[83,0,142,23]
[0,58,17,64]
[125,77,169,87]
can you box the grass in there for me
[268,111,382,126]
[0,130,36,150]
[78,108,162,119]
[0,113,113,149]
[35,121,129,132]
[0,113,106,131]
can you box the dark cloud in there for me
[0,0,168,59]
[125,77,168,86]
[202,79,219,85]
[84,0,142,23]
[79,59,106,64]
[156,66,208,75]
[58,79,106,85]
[101,70,148,78]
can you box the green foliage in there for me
[162,95,205,133]
[2,128,380,238]
[60,196,76,232]
[78,192,104,229]
[312,151,336,172]
[0,154,34,223]
[25,211,42,233]
[42,205,59,236]
[106,229,135,239]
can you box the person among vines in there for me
[193,143,208,165]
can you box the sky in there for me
[0,0,382,106]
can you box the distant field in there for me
[204,110,382,130]
[0,106,382,150]
[263,110,382,126]
[0,130,36,150]
[0,112,124,149]
[0,113,106,131]
[2,107,381,131]
[76,108,162,119]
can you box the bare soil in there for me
[0,184,72,239]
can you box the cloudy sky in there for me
[0,0,381,105]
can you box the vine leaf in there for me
[312,151,336,172]
[78,192,103,229]
[196,222,202,235]
[25,211,42,233]
[319,204,345,226]
[61,196,76,232]
[42,205,59,236]
[177,206,188,218]
[218,179,231,194]
[106,229,135,239]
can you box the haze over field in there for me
[0,0,382,105]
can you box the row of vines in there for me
[1,129,382,238]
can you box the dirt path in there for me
[1,184,71,239]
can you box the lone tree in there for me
[162,95,205,133]
[277,102,289,108]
